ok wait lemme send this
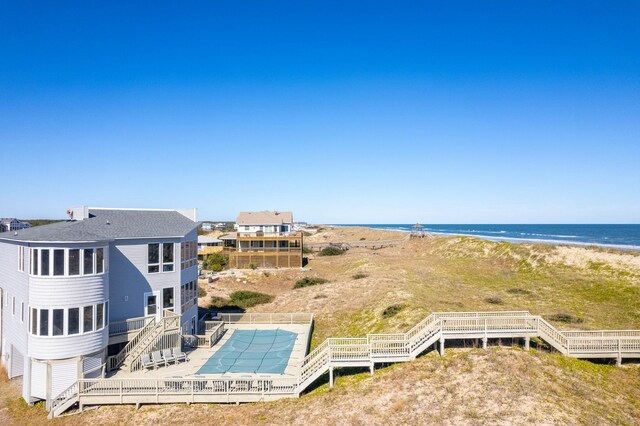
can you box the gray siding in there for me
[0,241,29,379]
[108,238,182,321]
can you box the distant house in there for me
[197,235,223,258]
[0,218,32,233]
[201,222,213,232]
[223,211,302,268]
[214,222,226,230]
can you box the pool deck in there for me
[108,323,312,380]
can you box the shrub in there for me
[359,237,366,241]
[203,252,229,271]
[352,272,368,280]
[302,246,313,254]
[507,287,532,295]
[382,304,406,318]
[548,313,584,324]
[209,291,274,310]
[314,294,328,299]
[318,247,344,256]
[247,263,258,270]
[293,277,328,289]
[485,296,504,305]
[198,285,207,298]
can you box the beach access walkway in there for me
[49,310,640,418]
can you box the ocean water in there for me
[332,224,640,251]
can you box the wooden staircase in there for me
[49,310,640,417]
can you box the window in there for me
[83,306,94,332]
[96,248,104,273]
[31,249,39,275]
[40,309,49,336]
[18,246,24,272]
[148,243,160,273]
[149,243,175,273]
[41,249,49,276]
[162,243,174,272]
[53,309,64,336]
[96,303,104,330]
[69,249,80,275]
[21,302,24,323]
[53,249,65,276]
[31,308,37,335]
[84,249,94,275]
[68,308,80,335]
[105,301,109,326]
[12,297,15,316]
[163,287,174,309]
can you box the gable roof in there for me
[236,211,293,226]
[0,208,199,243]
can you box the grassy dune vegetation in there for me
[3,228,640,425]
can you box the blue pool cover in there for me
[197,329,297,374]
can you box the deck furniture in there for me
[141,354,155,370]
[162,349,177,364]
[174,349,189,363]
[151,351,165,367]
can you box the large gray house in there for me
[0,206,199,404]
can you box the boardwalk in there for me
[50,310,640,418]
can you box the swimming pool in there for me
[197,329,298,374]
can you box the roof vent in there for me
[106,220,111,225]
[14,231,18,236]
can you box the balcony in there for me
[237,231,302,239]
[223,246,302,254]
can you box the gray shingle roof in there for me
[0,209,198,242]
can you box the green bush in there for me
[198,285,207,298]
[247,263,257,270]
[507,287,532,295]
[293,277,328,289]
[548,313,584,324]
[203,252,228,271]
[382,304,406,318]
[352,272,368,280]
[302,246,313,254]
[208,291,274,310]
[318,247,344,256]
[485,296,504,305]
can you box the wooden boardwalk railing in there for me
[49,310,640,418]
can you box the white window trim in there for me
[149,242,175,274]
[28,247,107,277]
[28,302,108,337]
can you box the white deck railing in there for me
[109,316,153,336]
[218,312,313,325]
[50,310,640,417]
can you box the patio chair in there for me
[151,350,166,367]
[174,348,189,363]
[141,353,155,370]
[162,348,177,365]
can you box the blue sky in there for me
[1,1,639,223]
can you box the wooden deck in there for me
[49,310,640,418]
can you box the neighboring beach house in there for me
[223,211,303,268]
[0,218,32,232]
[197,235,222,258]
[0,206,199,405]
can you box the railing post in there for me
[329,366,334,388]
[524,336,530,351]
[483,318,488,349]
[617,339,622,367]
